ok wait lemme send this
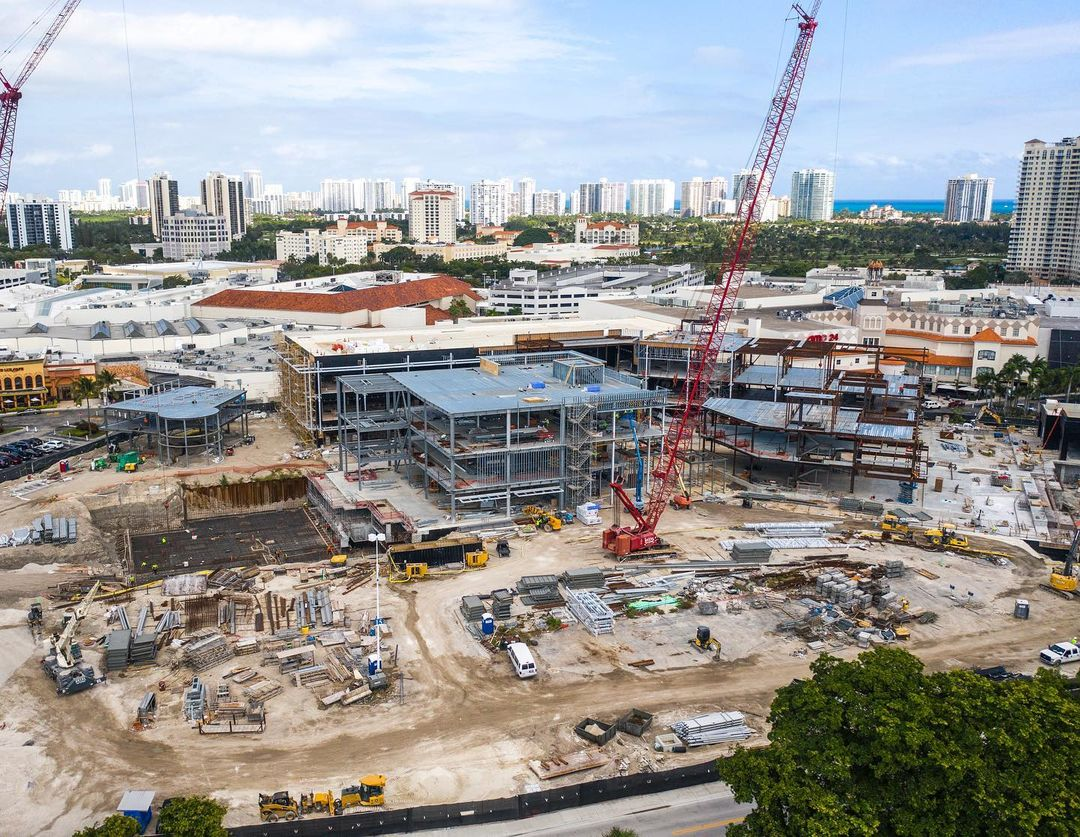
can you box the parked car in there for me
[923,399,947,410]
[0,455,15,468]
[1040,641,1080,667]
[948,399,966,408]
[38,440,65,452]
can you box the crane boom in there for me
[51,580,100,669]
[604,2,822,556]
[0,0,83,209]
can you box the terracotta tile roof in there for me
[408,190,455,198]
[1003,336,1038,346]
[424,306,453,325]
[971,328,1002,342]
[195,276,479,315]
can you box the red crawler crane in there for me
[0,1,83,210]
[604,2,822,557]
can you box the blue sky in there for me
[4,0,1079,200]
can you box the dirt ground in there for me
[0,488,1075,836]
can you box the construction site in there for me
[0,395,1075,835]
[0,3,1078,837]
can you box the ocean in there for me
[833,199,1014,216]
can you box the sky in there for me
[3,0,1079,200]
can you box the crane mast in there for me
[0,0,83,210]
[604,2,822,556]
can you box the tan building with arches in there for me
[0,356,47,411]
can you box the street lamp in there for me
[367,532,386,673]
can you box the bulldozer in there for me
[300,790,340,816]
[689,625,721,659]
[1045,528,1079,600]
[880,513,915,544]
[259,791,300,822]
[339,775,387,810]
[924,524,969,550]
[523,505,562,532]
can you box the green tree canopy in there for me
[72,814,141,837]
[447,298,471,320]
[718,647,1080,836]
[513,227,555,246]
[156,795,228,837]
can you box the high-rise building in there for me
[629,179,675,216]
[97,178,112,200]
[517,177,536,217]
[120,179,149,209]
[201,173,247,238]
[409,190,456,243]
[5,198,74,250]
[470,180,509,226]
[1009,137,1080,283]
[944,173,994,222]
[401,177,421,199]
[160,210,231,260]
[370,179,398,210]
[147,173,179,239]
[578,179,627,214]
[532,190,565,216]
[507,192,522,217]
[733,169,761,207]
[681,178,706,217]
[790,168,835,221]
[682,176,730,216]
[569,191,581,215]
[319,179,354,213]
[243,169,265,202]
[415,180,465,220]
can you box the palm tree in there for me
[94,369,119,405]
[71,376,99,434]
[974,369,997,400]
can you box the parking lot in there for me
[0,407,104,480]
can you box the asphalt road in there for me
[404,784,753,837]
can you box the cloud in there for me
[694,45,742,68]
[686,156,710,170]
[259,125,281,137]
[896,21,1080,67]
[21,143,113,166]
[66,11,346,58]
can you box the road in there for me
[394,785,753,837]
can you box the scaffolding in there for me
[335,351,668,522]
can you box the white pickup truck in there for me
[1039,641,1080,666]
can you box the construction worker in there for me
[161,536,167,546]
[151,563,158,574]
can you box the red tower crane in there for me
[604,1,822,557]
[0,0,83,210]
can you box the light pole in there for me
[367,531,386,672]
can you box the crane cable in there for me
[120,0,141,181]
[832,0,850,179]
[1,0,65,67]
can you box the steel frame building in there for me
[336,351,668,521]
[104,386,250,465]
[693,338,929,491]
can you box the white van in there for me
[507,641,537,679]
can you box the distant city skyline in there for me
[2,1,1078,199]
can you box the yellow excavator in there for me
[976,405,1003,426]
[1045,528,1079,599]
[925,524,969,550]
[690,625,721,659]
